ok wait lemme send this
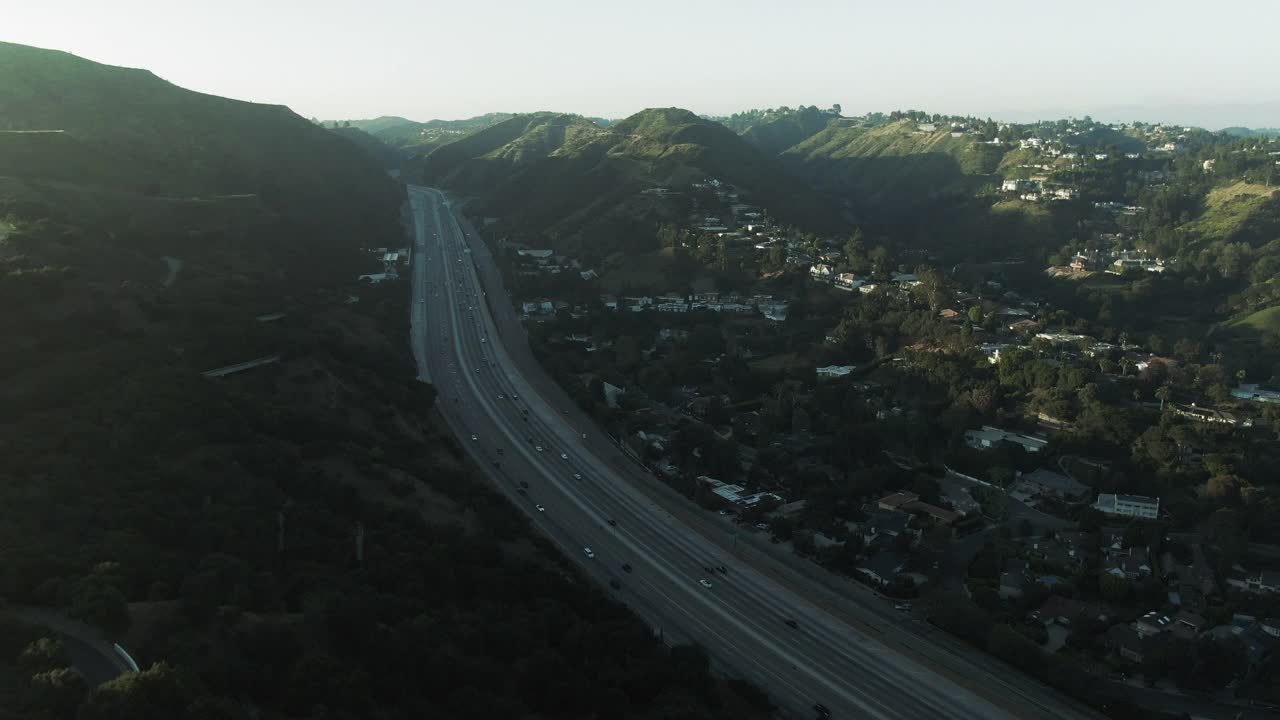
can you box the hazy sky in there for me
[6,0,1279,127]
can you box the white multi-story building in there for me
[1093,493,1160,520]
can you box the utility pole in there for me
[355,521,365,564]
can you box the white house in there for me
[1093,493,1160,520]
[809,264,834,281]
[834,273,863,291]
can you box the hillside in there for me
[420,107,838,258]
[781,118,1007,213]
[0,43,767,720]
[0,42,399,233]
[348,112,515,152]
[736,106,837,156]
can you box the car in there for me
[480,337,486,343]
[813,703,831,717]
[784,619,799,629]
[516,488,526,495]
[583,548,595,559]
[520,481,529,489]
[560,453,569,460]
[716,565,727,574]
[698,579,713,589]
[535,445,544,452]
[496,448,503,455]
[572,473,582,480]
[491,460,500,467]
[512,393,518,399]
[607,519,617,527]
[474,368,480,373]
[621,563,632,573]
[894,602,912,612]
[718,509,728,516]
[470,434,478,441]
[609,579,621,590]
[498,394,505,399]
[535,504,545,512]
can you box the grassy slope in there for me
[1181,181,1280,247]
[737,107,835,156]
[781,119,1006,211]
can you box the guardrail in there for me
[113,643,140,673]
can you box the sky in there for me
[5,0,1279,128]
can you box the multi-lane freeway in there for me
[407,184,1105,720]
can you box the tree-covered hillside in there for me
[0,42,768,720]
[418,107,839,259]
[732,106,839,156]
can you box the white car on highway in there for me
[560,453,569,460]
[535,445,544,452]
[536,504,545,512]
[699,579,713,588]
[583,547,595,559]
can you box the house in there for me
[1093,493,1160,520]
[857,551,907,586]
[1104,549,1152,580]
[1172,404,1251,427]
[891,272,921,287]
[1239,568,1280,591]
[1007,318,1040,333]
[1171,611,1207,641]
[999,572,1027,599]
[860,508,914,545]
[1030,595,1109,628]
[733,410,763,439]
[964,425,1049,453]
[1161,545,1219,608]
[816,365,855,379]
[1135,611,1172,637]
[877,491,919,511]
[1107,625,1166,664]
[1016,468,1090,502]
[809,264,835,281]
[834,273,864,291]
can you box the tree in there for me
[1154,384,1171,411]
[967,306,984,324]
[24,667,87,718]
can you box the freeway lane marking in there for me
[418,188,908,720]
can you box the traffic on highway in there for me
[406,185,1100,720]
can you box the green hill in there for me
[781,119,1007,213]
[737,106,837,156]
[420,107,838,258]
[348,112,515,151]
[0,41,399,232]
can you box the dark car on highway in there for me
[621,563,632,573]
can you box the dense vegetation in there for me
[415,108,840,260]
[0,42,769,720]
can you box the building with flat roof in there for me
[1094,493,1160,520]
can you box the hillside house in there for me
[964,425,1048,453]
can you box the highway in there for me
[407,184,1104,720]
